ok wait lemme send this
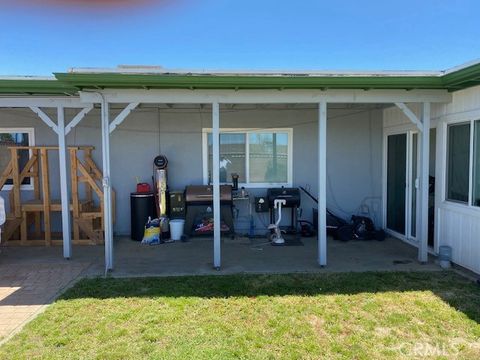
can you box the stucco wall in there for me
[0,105,383,235]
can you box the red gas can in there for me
[136,183,151,193]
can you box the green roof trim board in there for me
[2,60,480,95]
[442,61,480,89]
[0,78,78,95]
[53,72,447,90]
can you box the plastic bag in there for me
[141,217,161,245]
[0,196,5,226]
[0,196,5,243]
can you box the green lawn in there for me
[1,271,480,359]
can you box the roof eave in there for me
[54,72,446,91]
[0,79,78,96]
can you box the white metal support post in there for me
[57,106,72,259]
[418,102,430,263]
[212,102,221,269]
[101,100,114,271]
[433,119,446,254]
[318,100,327,266]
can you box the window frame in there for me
[472,120,480,207]
[202,128,293,188]
[0,127,35,191]
[445,122,471,204]
[444,119,480,208]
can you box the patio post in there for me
[418,102,430,263]
[101,99,114,271]
[57,106,72,259]
[212,102,221,269]
[318,100,327,266]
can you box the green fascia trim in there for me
[4,62,480,96]
[442,62,480,88]
[0,79,78,95]
[54,72,446,90]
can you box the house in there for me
[0,60,480,275]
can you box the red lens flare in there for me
[0,0,176,11]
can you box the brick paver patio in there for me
[0,261,91,341]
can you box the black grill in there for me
[267,187,301,234]
[184,185,234,236]
[267,188,301,207]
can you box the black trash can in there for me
[130,192,156,241]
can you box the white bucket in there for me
[169,219,185,241]
[439,260,451,269]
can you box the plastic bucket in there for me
[438,245,452,269]
[170,219,185,241]
[438,245,452,261]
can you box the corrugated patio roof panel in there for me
[2,59,480,95]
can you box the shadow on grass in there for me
[61,271,480,323]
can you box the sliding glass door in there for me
[409,133,418,238]
[387,134,407,235]
[386,132,419,240]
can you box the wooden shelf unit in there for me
[0,146,115,246]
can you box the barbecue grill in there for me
[184,185,234,236]
[267,187,301,233]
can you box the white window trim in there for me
[444,119,480,208]
[0,127,35,191]
[202,127,293,188]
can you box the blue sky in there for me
[0,0,479,75]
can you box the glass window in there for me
[249,132,288,183]
[0,129,33,188]
[473,121,480,206]
[205,129,291,186]
[208,133,246,183]
[446,123,470,203]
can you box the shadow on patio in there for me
[109,235,440,277]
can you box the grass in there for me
[1,271,480,359]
